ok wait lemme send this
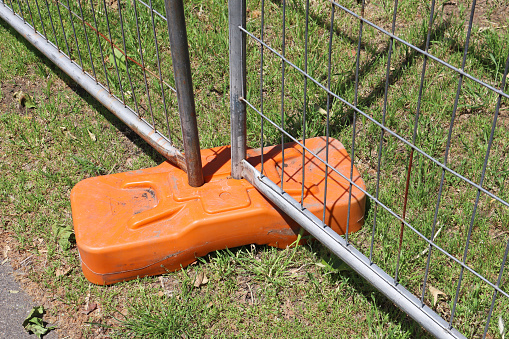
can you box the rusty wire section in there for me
[1,0,184,152]
[237,0,509,337]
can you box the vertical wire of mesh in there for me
[14,0,25,22]
[481,51,509,338]
[483,238,509,338]
[132,0,154,122]
[43,0,59,50]
[418,0,440,305]
[65,0,83,70]
[394,0,437,291]
[6,0,15,17]
[22,0,34,29]
[33,0,47,38]
[345,0,365,246]
[89,0,111,92]
[102,0,126,104]
[279,0,286,193]
[450,8,505,323]
[435,0,477,326]
[322,4,335,227]
[259,0,265,176]
[149,0,171,139]
[54,0,70,57]
[422,14,474,320]
[117,0,139,114]
[370,0,399,255]
[76,0,96,81]
[300,0,310,209]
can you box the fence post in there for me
[164,0,204,187]
[228,0,247,179]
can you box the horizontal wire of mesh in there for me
[1,0,183,149]
[240,0,509,336]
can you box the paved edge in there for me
[0,261,57,338]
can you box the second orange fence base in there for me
[71,137,366,285]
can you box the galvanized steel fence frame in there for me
[1,0,509,337]
[229,0,508,338]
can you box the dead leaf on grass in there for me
[55,267,72,277]
[250,10,261,18]
[52,223,75,250]
[82,303,97,315]
[3,245,10,258]
[107,0,118,9]
[59,126,78,140]
[13,91,37,109]
[429,285,446,307]
[87,129,96,142]
[125,157,133,167]
[499,316,505,339]
[193,271,208,288]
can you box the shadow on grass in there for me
[313,241,434,338]
[0,9,477,338]
[0,17,167,167]
[269,0,453,139]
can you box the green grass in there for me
[99,244,427,338]
[1,0,509,337]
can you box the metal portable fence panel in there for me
[0,0,203,183]
[2,0,509,336]
[229,0,509,338]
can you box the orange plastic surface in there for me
[71,137,366,285]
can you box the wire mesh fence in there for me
[0,0,191,168]
[2,0,509,336]
[230,0,509,337]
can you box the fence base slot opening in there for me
[71,137,366,285]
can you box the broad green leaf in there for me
[52,223,76,251]
[109,48,127,71]
[22,306,55,338]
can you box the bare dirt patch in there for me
[0,76,43,116]
[442,0,509,29]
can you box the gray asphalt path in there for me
[0,262,57,339]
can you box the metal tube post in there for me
[164,0,204,187]
[228,0,247,179]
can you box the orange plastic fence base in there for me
[71,137,366,285]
